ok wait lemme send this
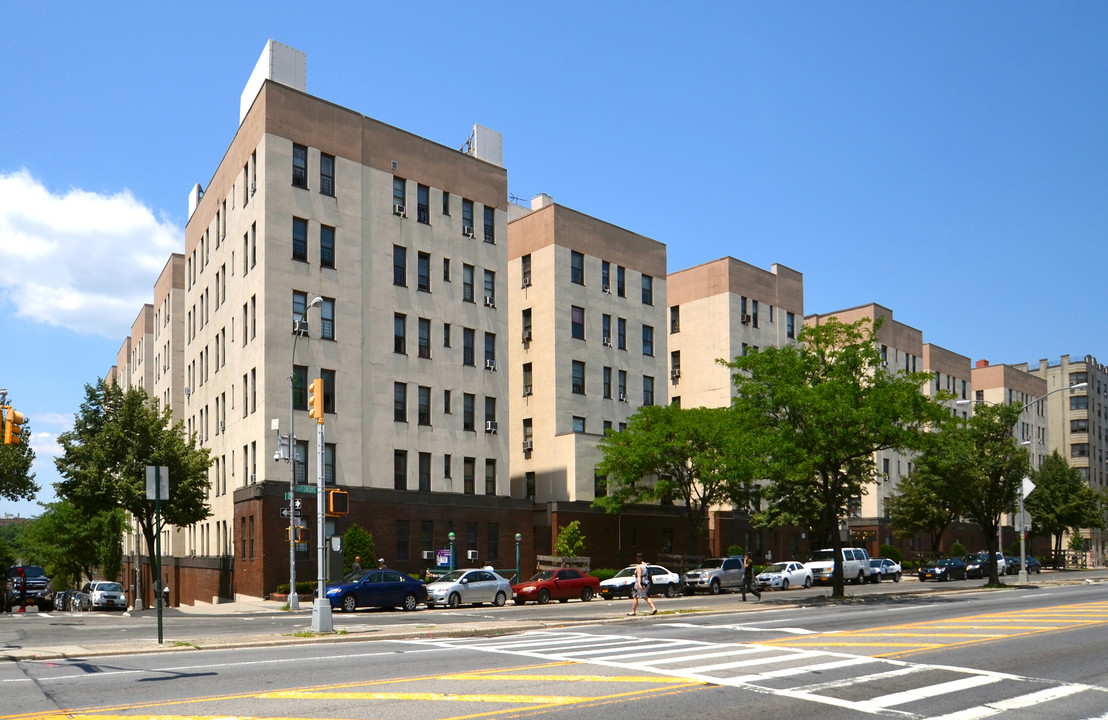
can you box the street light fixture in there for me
[288,295,323,612]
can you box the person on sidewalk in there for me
[628,553,657,616]
[351,556,362,573]
[741,553,761,601]
[377,558,387,569]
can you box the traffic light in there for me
[287,525,308,543]
[3,407,24,445]
[327,489,349,516]
[307,378,324,424]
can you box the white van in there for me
[805,547,871,585]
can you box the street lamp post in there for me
[515,533,522,584]
[288,296,323,612]
[448,532,456,571]
[957,381,1088,583]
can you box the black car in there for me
[918,557,968,582]
[1008,555,1043,574]
[3,565,55,612]
[964,552,991,579]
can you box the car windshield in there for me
[764,563,790,573]
[695,559,724,570]
[613,567,638,579]
[809,551,835,562]
[342,570,368,583]
[528,571,556,582]
[938,559,958,567]
[869,559,883,568]
[435,570,466,583]
[96,583,124,592]
[15,566,46,578]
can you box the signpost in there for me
[1018,476,1035,583]
[145,465,169,644]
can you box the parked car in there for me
[964,552,990,579]
[3,565,54,612]
[755,561,812,590]
[321,569,427,612]
[1008,555,1043,574]
[918,557,968,582]
[599,565,681,599]
[869,557,902,583]
[512,568,600,605]
[682,556,745,595]
[426,569,511,608]
[80,581,127,611]
[805,548,871,585]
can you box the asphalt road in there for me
[3,574,1108,719]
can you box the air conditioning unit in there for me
[671,369,681,380]
[619,393,628,403]
[484,295,496,308]
[485,359,497,371]
[522,385,533,397]
[522,330,532,343]
[522,440,533,452]
[421,550,434,561]
[485,420,498,433]
[521,273,532,288]
[484,233,495,243]
[220,421,226,432]
[602,337,613,347]
[462,226,475,238]
[741,314,752,325]
[250,181,256,196]
[393,203,406,217]
[293,319,309,335]
[466,550,479,561]
[602,284,612,294]
[249,474,257,485]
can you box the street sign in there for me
[145,466,169,500]
[280,508,302,518]
[1022,477,1036,498]
[284,492,312,502]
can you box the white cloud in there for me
[29,431,63,459]
[0,169,182,337]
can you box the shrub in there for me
[878,544,903,564]
[727,545,744,557]
[274,581,317,596]
[591,568,618,581]
[950,541,967,558]
[553,520,586,557]
[343,524,376,574]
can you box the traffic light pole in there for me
[311,415,332,632]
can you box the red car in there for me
[511,568,601,605]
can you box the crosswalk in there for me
[410,629,1106,718]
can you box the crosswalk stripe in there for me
[866,674,1002,708]
[926,684,1090,719]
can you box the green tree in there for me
[1,398,38,503]
[54,381,212,583]
[727,317,946,597]
[594,404,755,554]
[553,520,586,558]
[343,524,375,574]
[1025,450,1105,569]
[19,500,126,589]
[886,426,971,552]
[959,403,1030,584]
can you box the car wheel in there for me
[853,571,864,585]
[894,572,901,583]
[781,579,789,591]
[708,579,721,595]
[341,594,357,613]
[558,598,568,603]
[803,576,812,588]
[448,593,461,609]
[537,588,551,605]
[1035,567,1041,574]
[580,587,593,602]
[494,591,507,607]
[402,593,419,611]
[665,583,678,598]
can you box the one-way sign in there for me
[280,508,302,518]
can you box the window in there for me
[443,257,451,282]
[523,363,533,394]
[483,206,495,243]
[322,369,336,413]
[522,308,533,341]
[293,291,307,326]
[526,472,536,499]
[487,523,499,561]
[442,190,450,216]
[462,264,475,302]
[463,393,475,431]
[418,386,431,426]
[394,313,407,354]
[443,389,451,415]
[641,274,654,305]
[443,454,452,478]
[418,452,431,492]
[417,184,430,223]
[602,314,612,344]
[320,153,335,196]
[521,254,532,288]
[292,217,308,261]
[484,269,496,305]
[1072,418,1089,433]
[571,306,585,340]
[321,298,335,340]
[484,396,497,429]
[320,225,335,268]
[462,199,474,233]
[443,322,451,348]
[250,222,257,269]
[601,261,610,291]
[616,265,626,297]
[421,520,433,554]
[1072,443,1090,458]
[463,457,475,494]
[617,318,627,350]
[396,520,409,562]
[618,370,627,399]
[292,144,307,188]
[393,176,406,212]
[484,332,496,366]
[1071,371,1088,385]
[671,351,680,378]
[394,450,407,490]
[642,325,654,356]
[603,367,612,399]
[1071,396,1089,410]
[572,360,586,394]
[570,251,584,285]
[485,459,496,495]
[295,441,308,484]
[643,376,655,406]
[394,382,407,422]
[752,300,759,328]
[572,416,586,433]
[670,306,680,333]
[324,443,336,485]
[463,328,475,366]
[293,366,307,410]
[393,245,407,286]
[786,311,795,339]
[417,252,430,292]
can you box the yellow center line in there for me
[259,690,589,704]
[438,673,696,683]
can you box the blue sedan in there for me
[322,569,428,612]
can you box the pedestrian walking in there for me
[351,556,362,573]
[628,552,657,616]
[377,558,387,569]
[741,553,761,601]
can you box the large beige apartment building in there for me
[507,196,667,505]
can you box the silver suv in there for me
[682,556,745,595]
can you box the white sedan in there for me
[755,561,813,591]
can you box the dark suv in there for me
[3,565,55,612]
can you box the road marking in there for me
[927,684,1090,719]
[867,674,1002,708]
[259,689,593,703]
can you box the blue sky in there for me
[2,2,1106,517]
